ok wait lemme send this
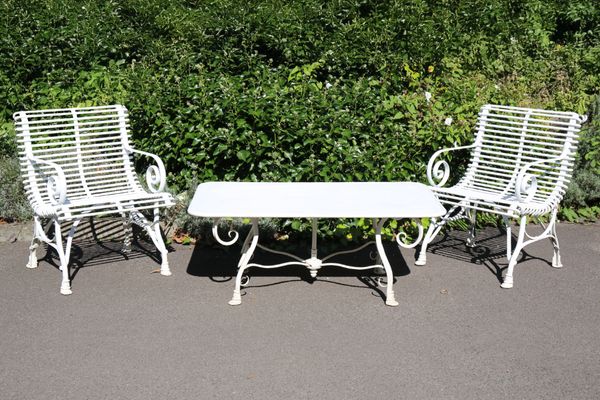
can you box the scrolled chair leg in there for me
[548,211,562,268]
[500,274,513,289]
[154,213,171,277]
[121,213,133,253]
[159,252,172,276]
[415,219,440,266]
[414,249,428,266]
[414,233,432,266]
[60,278,72,295]
[54,219,80,295]
[26,239,39,269]
[500,216,527,289]
[151,230,171,277]
[135,209,172,276]
[500,244,521,289]
[551,251,562,269]
[26,217,42,269]
[550,234,562,268]
[465,208,477,248]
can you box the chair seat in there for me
[432,185,551,217]
[37,190,174,220]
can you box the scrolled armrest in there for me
[27,156,67,205]
[515,156,567,202]
[426,143,476,187]
[126,146,167,193]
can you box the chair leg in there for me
[503,216,512,260]
[548,210,562,268]
[134,209,171,276]
[501,216,527,289]
[121,213,133,253]
[415,217,445,266]
[53,219,81,295]
[466,208,477,247]
[26,217,42,269]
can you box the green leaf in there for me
[236,150,251,162]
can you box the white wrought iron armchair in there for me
[416,104,586,288]
[15,105,174,294]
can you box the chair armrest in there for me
[125,146,168,193]
[426,143,476,187]
[515,155,570,202]
[27,156,67,205]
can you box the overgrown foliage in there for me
[1,0,598,228]
[0,157,32,222]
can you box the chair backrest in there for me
[15,105,142,205]
[461,105,583,205]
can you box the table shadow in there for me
[186,239,411,289]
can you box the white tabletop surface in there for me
[188,182,446,219]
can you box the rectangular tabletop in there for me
[188,182,446,219]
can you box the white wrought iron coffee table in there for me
[188,182,445,306]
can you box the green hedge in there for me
[1,0,599,224]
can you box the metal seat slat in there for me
[480,118,577,133]
[16,112,123,124]
[17,125,128,136]
[25,134,123,148]
[476,125,576,140]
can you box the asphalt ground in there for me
[0,221,599,399]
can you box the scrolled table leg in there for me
[229,219,259,306]
[374,218,399,307]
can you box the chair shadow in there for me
[40,217,173,283]
[419,224,554,283]
[186,239,411,303]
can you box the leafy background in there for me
[1,0,598,236]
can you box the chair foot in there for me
[229,290,242,306]
[500,276,513,289]
[160,262,172,276]
[385,294,399,307]
[414,254,427,266]
[60,283,72,295]
[552,253,563,268]
[26,259,38,269]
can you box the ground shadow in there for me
[186,239,411,302]
[419,224,554,283]
[39,217,173,283]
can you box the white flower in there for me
[325,82,333,89]
[425,91,432,103]
[444,117,453,126]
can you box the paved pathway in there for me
[0,222,599,399]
